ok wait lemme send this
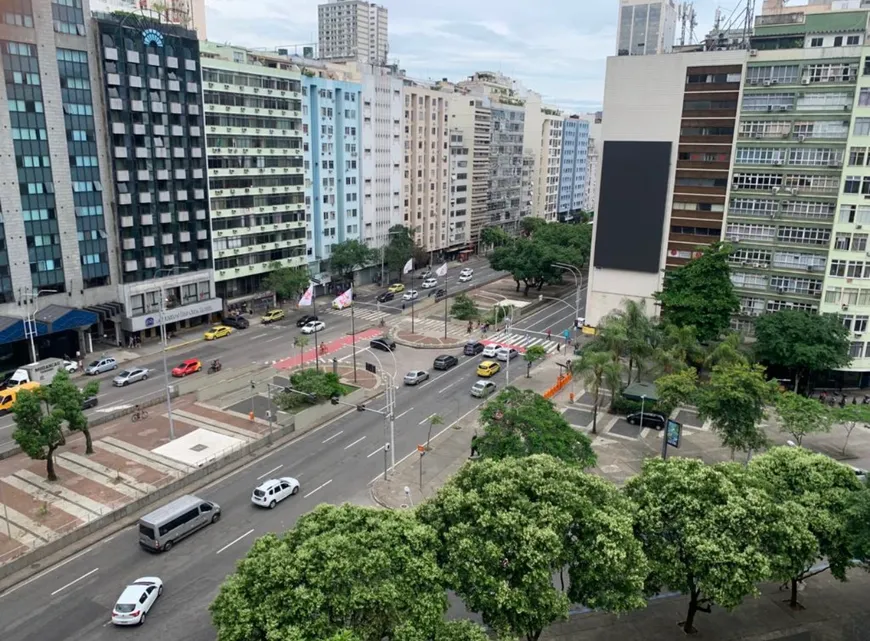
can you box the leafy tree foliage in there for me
[293,335,309,368]
[329,240,375,280]
[275,369,346,411]
[476,388,596,468]
[748,446,862,608]
[523,345,548,377]
[775,391,832,446]
[383,225,426,279]
[653,242,739,342]
[589,299,653,385]
[703,332,749,371]
[417,455,647,641]
[449,293,479,321]
[12,388,65,481]
[394,620,491,641]
[846,481,870,571]
[696,362,775,458]
[210,504,446,641]
[831,404,870,455]
[624,457,790,633]
[264,262,310,302]
[754,310,851,393]
[47,370,99,454]
[480,226,512,248]
[654,367,698,417]
[572,351,621,434]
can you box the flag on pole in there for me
[332,287,353,310]
[435,262,448,277]
[298,282,315,307]
[403,258,414,274]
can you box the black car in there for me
[222,316,249,330]
[434,288,447,300]
[82,395,98,410]
[370,337,397,351]
[464,341,485,356]
[433,354,458,370]
[376,291,395,303]
[296,314,319,327]
[626,412,667,430]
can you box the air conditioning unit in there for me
[843,303,850,310]
[801,78,811,85]
[798,134,806,142]
[774,160,783,166]
[807,265,815,272]
[788,188,797,195]
[763,80,772,87]
[749,49,758,56]
[772,186,781,193]
[859,224,864,229]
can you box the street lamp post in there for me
[22,288,58,362]
[552,262,584,323]
[155,267,188,440]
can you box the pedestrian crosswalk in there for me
[401,317,469,338]
[326,306,391,323]
[483,331,564,354]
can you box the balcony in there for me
[119,193,132,205]
[133,123,146,135]
[114,146,128,158]
[179,231,191,242]
[142,235,155,247]
[177,190,188,200]
[137,169,150,180]
[162,234,173,245]
[139,192,152,204]
[160,212,172,223]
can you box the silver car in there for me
[471,380,497,398]
[403,370,429,386]
[85,357,117,375]
[113,368,149,387]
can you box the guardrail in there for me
[543,373,572,399]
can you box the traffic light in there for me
[330,394,340,405]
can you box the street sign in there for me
[365,362,377,374]
[417,444,425,453]
[666,419,682,448]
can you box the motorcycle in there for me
[208,361,222,375]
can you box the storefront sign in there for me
[124,298,223,332]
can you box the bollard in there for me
[249,410,254,421]
[569,392,575,404]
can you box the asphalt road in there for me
[0,258,502,452]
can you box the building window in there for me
[810,37,823,47]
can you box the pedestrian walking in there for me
[556,343,561,353]
[546,328,552,340]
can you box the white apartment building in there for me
[585,113,603,212]
[89,0,207,38]
[616,0,677,56]
[448,128,472,248]
[318,0,389,65]
[402,82,450,253]
[534,111,564,221]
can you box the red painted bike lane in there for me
[274,328,383,370]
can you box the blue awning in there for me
[0,316,48,345]
[34,305,98,334]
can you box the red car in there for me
[171,358,202,377]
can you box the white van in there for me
[138,495,220,552]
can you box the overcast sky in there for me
[206,0,737,114]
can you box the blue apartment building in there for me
[557,116,590,221]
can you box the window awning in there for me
[33,305,98,334]
[0,316,48,345]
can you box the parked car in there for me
[113,368,149,387]
[62,360,78,373]
[434,288,448,300]
[222,316,249,330]
[575,316,586,328]
[387,283,405,294]
[171,359,202,377]
[625,412,667,430]
[296,314,319,327]
[402,290,419,301]
[251,477,300,509]
[301,320,326,334]
[471,380,497,398]
[85,357,117,375]
[433,354,458,370]
[261,309,286,324]
[421,278,438,289]
[370,337,397,351]
[403,370,429,385]
[111,577,163,626]
[464,341,485,356]
[459,268,473,282]
[81,394,98,410]
[376,291,395,303]
[476,360,501,378]
[496,347,519,362]
[203,325,232,341]
[420,270,433,279]
[482,344,501,358]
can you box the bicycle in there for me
[131,409,149,422]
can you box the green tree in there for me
[210,504,447,641]
[12,388,65,481]
[329,240,375,281]
[395,620,491,641]
[476,388,596,468]
[655,367,698,418]
[696,362,775,459]
[703,332,749,371]
[424,413,443,451]
[417,455,647,641]
[775,391,833,446]
[449,293,478,321]
[831,404,870,455]
[624,457,783,633]
[46,370,99,455]
[749,446,863,608]
[572,351,621,435]
[754,310,851,393]
[276,369,345,410]
[489,236,569,296]
[383,225,415,279]
[293,335,309,369]
[480,226,512,248]
[846,481,870,571]
[533,222,592,269]
[653,242,739,343]
[520,217,547,235]
[653,323,702,375]
[593,299,653,384]
[264,262,310,302]
[523,345,548,378]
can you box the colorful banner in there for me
[298,283,314,307]
[403,258,414,274]
[436,262,448,277]
[332,287,353,310]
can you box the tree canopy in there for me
[12,387,65,481]
[383,225,427,278]
[329,240,375,280]
[476,387,596,468]
[449,293,479,321]
[210,504,447,641]
[275,369,346,410]
[653,242,739,343]
[264,263,311,302]
[753,310,851,392]
[417,455,647,641]
[774,391,832,446]
[571,351,621,434]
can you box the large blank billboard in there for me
[593,141,672,273]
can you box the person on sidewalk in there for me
[547,328,552,340]
[556,343,561,353]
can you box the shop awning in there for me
[0,316,48,345]
[622,382,659,403]
[84,301,123,321]
[33,305,98,333]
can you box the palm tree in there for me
[703,332,748,372]
[425,413,444,450]
[572,352,622,435]
[293,335,309,368]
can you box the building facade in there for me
[447,127,471,248]
[88,0,207,38]
[200,43,306,307]
[534,110,563,221]
[584,112,603,213]
[96,13,219,341]
[317,0,388,65]
[558,115,590,221]
[616,0,678,56]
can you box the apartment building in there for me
[447,127,471,248]
[0,0,126,364]
[302,74,363,276]
[95,12,219,341]
[584,112,603,213]
[558,115,590,221]
[402,81,450,253]
[533,109,563,221]
[318,0,388,65]
[200,43,306,307]
[89,0,207,38]
[616,0,678,56]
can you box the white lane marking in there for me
[303,479,332,498]
[264,335,285,343]
[419,413,438,425]
[216,529,255,555]
[367,445,384,458]
[344,435,367,450]
[50,568,98,596]
[257,464,283,480]
[322,430,344,443]
[0,542,97,599]
[438,381,459,394]
[395,407,413,420]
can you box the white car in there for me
[111,577,163,626]
[403,290,419,301]
[459,268,473,282]
[301,320,325,334]
[112,368,149,387]
[496,347,519,362]
[251,477,300,508]
[576,316,586,327]
[62,360,78,373]
[421,278,438,289]
[482,344,501,358]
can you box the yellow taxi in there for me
[476,360,501,378]
[261,309,286,324]
[387,283,405,294]
[204,325,233,341]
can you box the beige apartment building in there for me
[318,0,389,65]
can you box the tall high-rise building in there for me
[558,115,590,221]
[447,127,471,248]
[89,0,207,38]
[584,112,603,213]
[318,0,388,65]
[0,0,121,363]
[200,44,306,308]
[533,109,563,221]
[616,0,677,56]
